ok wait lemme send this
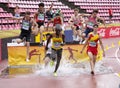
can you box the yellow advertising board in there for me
[7,43,102,66]
[35,32,54,43]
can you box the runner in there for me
[80,24,105,75]
[68,8,84,42]
[14,11,38,62]
[82,9,106,40]
[45,24,65,76]
[47,9,64,31]
[43,33,53,67]
[34,3,45,45]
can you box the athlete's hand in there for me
[103,52,105,57]
[45,47,48,50]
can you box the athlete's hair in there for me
[38,3,44,7]
[93,24,99,28]
[25,11,31,15]
[92,9,98,13]
[46,33,51,37]
[15,6,19,9]
[74,8,79,12]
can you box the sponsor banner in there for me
[35,26,120,43]
[8,43,102,66]
[98,26,120,38]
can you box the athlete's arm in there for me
[47,3,54,12]
[31,19,38,29]
[31,18,38,35]
[46,35,52,50]
[97,17,106,27]
[10,16,23,20]
[80,34,90,53]
[60,16,64,25]
[46,18,54,30]
[99,36,105,57]
[33,12,38,20]
[82,13,91,17]
[68,15,74,25]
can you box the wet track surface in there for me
[0,37,120,88]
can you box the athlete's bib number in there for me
[87,22,94,28]
[22,22,29,30]
[38,14,44,21]
[89,41,97,47]
[53,42,61,48]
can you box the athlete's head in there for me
[46,33,51,39]
[55,13,60,17]
[15,6,19,9]
[93,24,98,32]
[92,9,98,17]
[38,3,44,12]
[74,8,79,16]
[25,11,31,20]
[55,24,62,35]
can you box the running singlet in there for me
[52,35,63,50]
[21,19,31,31]
[88,32,99,48]
[73,16,82,26]
[14,13,20,17]
[87,16,97,29]
[36,13,45,22]
[53,16,62,26]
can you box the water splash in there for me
[33,59,113,76]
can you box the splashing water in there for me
[34,59,113,76]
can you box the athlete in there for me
[43,33,53,67]
[82,9,106,38]
[47,9,63,31]
[15,11,38,62]
[80,24,105,75]
[68,8,84,42]
[34,3,45,44]
[45,24,65,76]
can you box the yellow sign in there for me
[8,44,102,66]
[35,32,54,43]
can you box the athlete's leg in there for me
[88,51,95,75]
[71,25,77,38]
[54,49,62,73]
[93,55,97,67]
[44,56,51,67]
[39,25,44,44]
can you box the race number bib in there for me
[22,21,29,30]
[89,41,97,47]
[38,14,44,21]
[87,22,94,28]
[53,42,61,48]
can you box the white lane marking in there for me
[115,47,120,64]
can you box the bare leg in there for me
[16,38,23,44]
[44,56,51,67]
[54,49,62,73]
[93,55,97,67]
[88,52,95,75]
[39,25,44,44]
